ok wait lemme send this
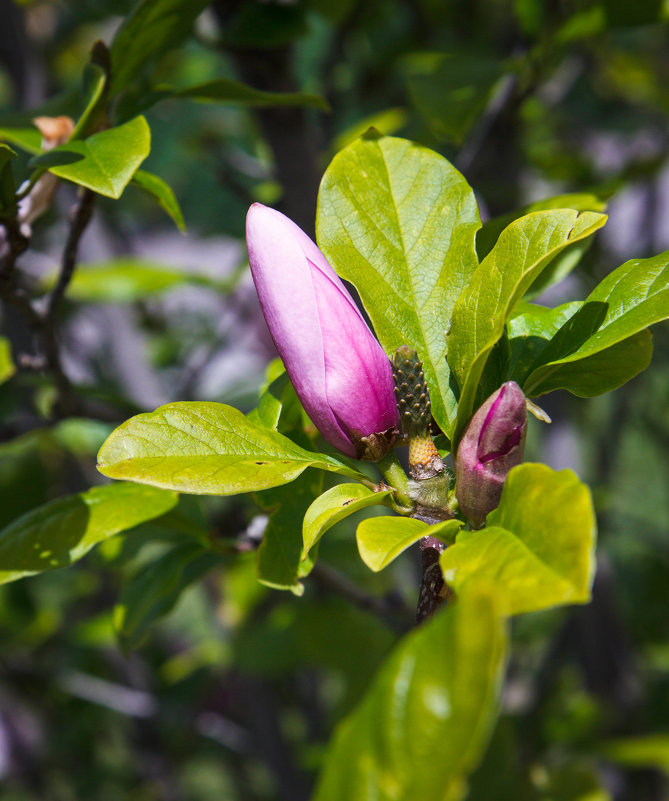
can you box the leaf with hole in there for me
[97,401,367,495]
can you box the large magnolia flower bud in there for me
[455,381,527,527]
[246,203,398,460]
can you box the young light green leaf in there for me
[302,484,392,558]
[256,470,323,595]
[524,251,669,396]
[132,169,186,232]
[441,463,596,616]
[97,401,367,495]
[109,0,211,96]
[449,209,607,443]
[312,582,507,801]
[31,116,150,199]
[0,336,15,385]
[317,132,481,435]
[0,483,178,585]
[357,515,463,573]
[114,542,222,650]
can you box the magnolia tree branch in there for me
[0,187,95,417]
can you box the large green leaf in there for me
[441,464,596,616]
[357,515,463,573]
[114,542,222,650]
[448,209,607,442]
[302,483,393,559]
[131,169,186,232]
[31,116,150,199]
[312,583,507,801]
[0,483,178,584]
[109,0,211,95]
[256,471,323,595]
[97,401,366,495]
[524,251,669,396]
[317,132,481,435]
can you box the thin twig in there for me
[47,187,95,321]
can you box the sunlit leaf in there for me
[313,583,507,801]
[97,401,367,495]
[441,463,596,615]
[357,515,463,573]
[302,483,392,558]
[31,116,150,199]
[449,209,607,443]
[131,169,186,232]
[318,132,481,436]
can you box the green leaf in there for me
[166,78,329,111]
[0,336,16,385]
[317,132,481,435]
[524,251,669,396]
[114,542,222,650]
[449,209,607,443]
[478,193,608,302]
[404,51,502,145]
[312,582,507,801]
[54,258,209,303]
[256,471,323,595]
[131,169,185,232]
[357,516,463,573]
[525,330,653,397]
[441,463,596,616]
[302,484,392,558]
[0,483,178,585]
[109,0,211,96]
[97,401,367,495]
[31,116,150,199]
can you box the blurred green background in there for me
[0,1,669,799]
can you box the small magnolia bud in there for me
[246,204,399,460]
[455,381,527,527]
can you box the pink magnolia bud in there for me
[246,203,399,460]
[455,381,527,527]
